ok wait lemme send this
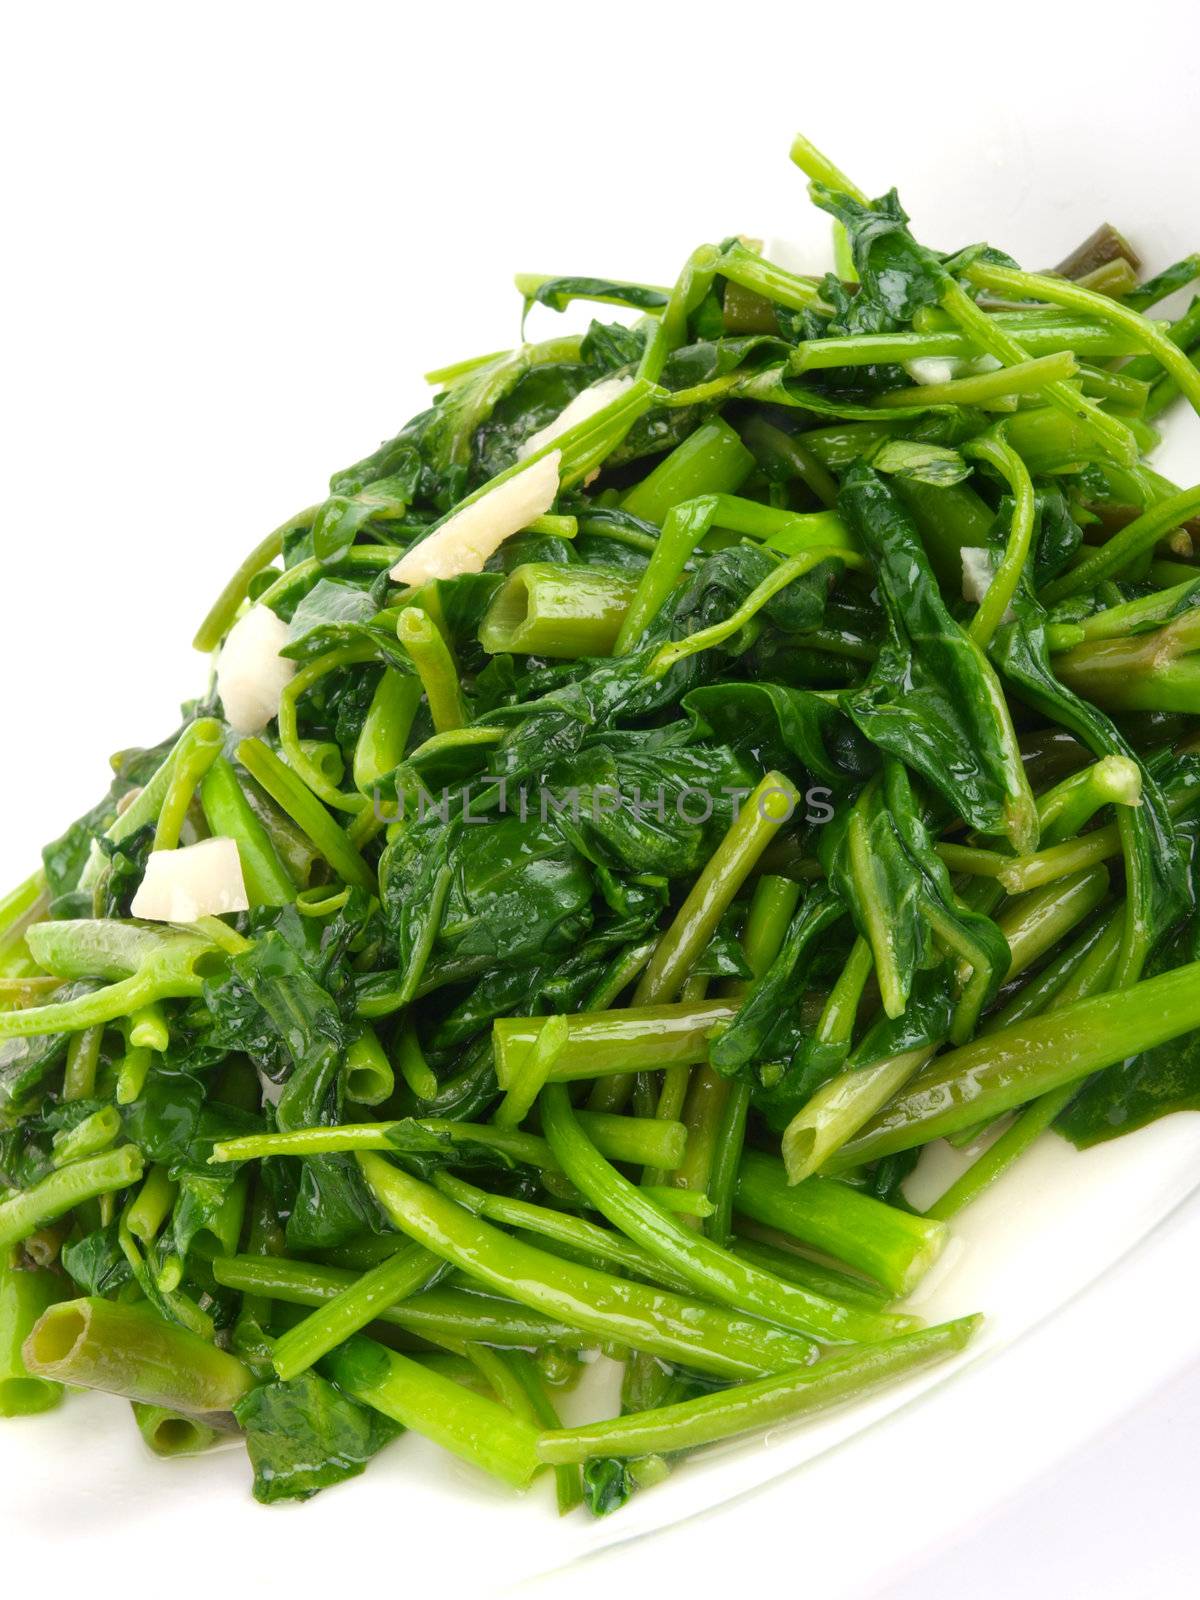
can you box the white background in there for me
[2,3,1199,1595]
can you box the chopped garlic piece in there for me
[390,451,561,586]
[216,604,296,735]
[961,547,1013,623]
[517,377,633,461]
[905,357,964,387]
[131,838,249,923]
[961,546,997,604]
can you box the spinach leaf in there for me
[820,761,1009,1025]
[839,463,1038,850]
[235,1371,400,1504]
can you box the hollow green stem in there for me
[278,646,377,813]
[394,1026,439,1101]
[152,719,225,850]
[542,1085,907,1346]
[200,755,296,905]
[397,606,468,734]
[833,956,1200,1168]
[479,564,638,658]
[236,737,375,891]
[621,418,755,527]
[1042,483,1200,602]
[344,1026,395,1107]
[790,322,1146,374]
[0,1145,144,1249]
[324,1335,540,1489]
[1,1256,67,1416]
[51,1106,121,1167]
[634,774,804,1008]
[132,1403,222,1456]
[355,1153,816,1379]
[271,1242,442,1382]
[734,1151,948,1297]
[434,1173,697,1297]
[24,1296,252,1414]
[492,1016,567,1134]
[880,351,1078,411]
[214,1257,596,1351]
[192,510,314,653]
[209,1112,686,1175]
[537,1315,980,1463]
[965,429,1035,649]
[353,668,422,796]
[63,1024,104,1101]
[966,260,1200,420]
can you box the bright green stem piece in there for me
[202,750,306,901]
[343,1026,395,1107]
[126,1165,178,1245]
[613,496,715,655]
[324,1335,541,1489]
[192,509,314,653]
[879,351,1078,411]
[494,1014,569,1128]
[790,322,1146,374]
[209,1111,685,1177]
[63,1024,104,1101]
[620,418,755,527]
[0,927,217,1043]
[966,260,1200,421]
[153,719,224,850]
[23,1296,252,1414]
[789,133,868,201]
[0,1145,144,1249]
[434,1172,697,1297]
[702,876,799,1237]
[355,1152,815,1380]
[1041,483,1200,602]
[132,1402,223,1456]
[398,606,468,734]
[730,1236,892,1311]
[541,1085,907,1346]
[277,647,375,815]
[51,1106,121,1167]
[1037,758,1141,845]
[0,870,48,959]
[833,957,1200,1168]
[734,1151,948,1297]
[353,669,422,796]
[717,239,825,312]
[117,1043,158,1109]
[479,564,638,658]
[394,1026,439,1101]
[537,1315,980,1463]
[634,774,803,1007]
[1050,602,1200,714]
[236,737,375,891]
[1,1256,67,1417]
[938,279,1138,466]
[965,429,1035,649]
[637,247,722,384]
[214,1256,596,1351]
[128,1002,170,1052]
[926,1081,1079,1221]
[271,1242,441,1382]
[782,1045,934,1187]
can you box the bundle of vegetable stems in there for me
[3,132,1200,1513]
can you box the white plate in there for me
[3,9,1200,1594]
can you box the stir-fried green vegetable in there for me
[5,132,1200,1516]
